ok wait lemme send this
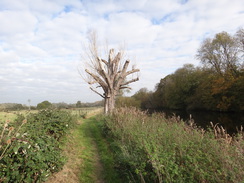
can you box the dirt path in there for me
[45,118,104,183]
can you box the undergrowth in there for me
[102,107,244,183]
[0,109,76,183]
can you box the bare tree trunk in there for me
[104,97,108,114]
[104,92,116,114]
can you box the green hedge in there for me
[0,109,76,183]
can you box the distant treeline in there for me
[0,103,31,111]
[0,100,103,111]
[117,29,244,112]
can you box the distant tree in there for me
[76,101,82,108]
[83,31,140,114]
[132,88,153,109]
[52,102,70,109]
[196,29,244,111]
[196,31,241,77]
[116,96,140,108]
[153,64,203,110]
[235,28,244,56]
[14,104,24,110]
[37,101,52,110]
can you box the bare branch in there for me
[114,60,130,90]
[112,52,121,64]
[112,52,121,76]
[121,60,130,77]
[85,69,107,89]
[121,77,139,86]
[90,87,105,98]
[126,69,140,76]
[88,81,97,85]
[97,57,112,90]
[101,59,108,65]
[119,86,132,90]
[108,49,114,63]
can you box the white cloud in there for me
[0,10,37,36]
[0,0,243,105]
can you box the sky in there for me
[0,0,243,106]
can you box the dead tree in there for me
[85,48,140,114]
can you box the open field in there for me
[0,107,103,126]
[0,111,17,122]
[68,107,103,118]
[0,110,38,124]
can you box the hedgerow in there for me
[0,109,76,183]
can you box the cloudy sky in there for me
[0,0,243,105]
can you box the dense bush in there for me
[0,109,76,182]
[103,107,244,182]
[36,101,52,110]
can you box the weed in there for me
[103,107,244,183]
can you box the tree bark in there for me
[103,89,116,114]
[104,95,115,114]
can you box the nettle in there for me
[0,109,76,183]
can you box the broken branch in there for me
[121,77,139,86]
[90,87,105,98]
[126,69,140,76]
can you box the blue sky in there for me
[0,0,243,105]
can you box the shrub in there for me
[103,107,244,183]
[0,109,76,182]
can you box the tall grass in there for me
[103,107,244,183]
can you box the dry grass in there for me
[0,111,16,123]
[45,125,83,183]
[0,110,38,124]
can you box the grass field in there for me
[0,107,103,125]
[68,107,103,118]
[0,110,38,124]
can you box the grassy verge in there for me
[103,107,244,183]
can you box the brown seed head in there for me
[9,127,14,131]
[7,139,11,144]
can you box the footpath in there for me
[45,116,105,183]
